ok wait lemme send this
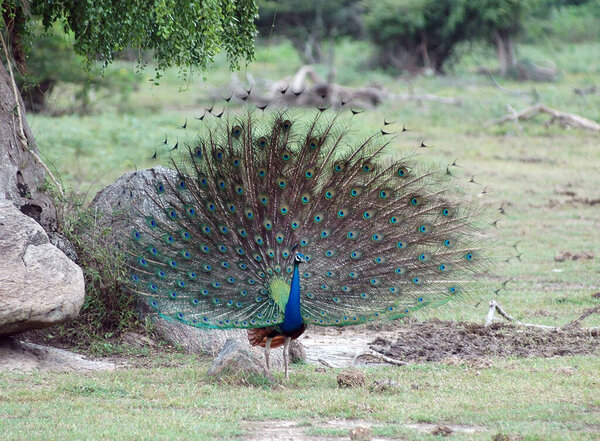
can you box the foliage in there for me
[52,193,146,351]
[364,0,533,73]
[1,0,258,80]
[364,0,470,72]
[525,0,600,43]
[17,24,139,113]
[256,0,364,63]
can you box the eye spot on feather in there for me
[193,147,202,158]
[350,251,361,259]
[235,184,244,195]
[465,252,474,261]
[291,220,300,229]
[156,183,165,194]
[397,166,409,177]
[394,267,406,275]
[165,208,177,219]
[231,125,243,138]
[396,241,406,249]
[306,293,314,299]
[258,168,267,178]
[282,151,291,161]
[333,161,344,172]
[360,293,368,299]
[281,119,292,131]
[372,233,383,242]
[412,277,421,285]
[320,229,330,238]
[185,205,196,217]
[301,193,310,204]
[280,205,289,215]
[362,162,374,173]
[257,136,268,148]
[410,196,422,206]
[337,209,347,218]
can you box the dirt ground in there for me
[366,320,600,363]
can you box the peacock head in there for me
[294,252,307,264]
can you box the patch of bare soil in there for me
[244,419,484,441]
[370,321,600,363]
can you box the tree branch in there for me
[484,103,600,131]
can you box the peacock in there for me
[127,108,488,379]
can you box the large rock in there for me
[0,337,115,372]
[91,167,305,366]
[206,339,273,382]
[0,200,85,336]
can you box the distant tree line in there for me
[256,0,600,74]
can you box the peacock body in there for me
[128,109,487,377]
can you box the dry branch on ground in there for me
[485,104,600,131]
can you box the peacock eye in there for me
[257,136,268,148]
[231,125,243,138]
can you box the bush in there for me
[50,194,147,352]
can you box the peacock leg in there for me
[264,337,272,372]
[283,337,291,380]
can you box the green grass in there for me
[1,355,599,440]
[10,38,600,440]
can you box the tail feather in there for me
[127,108,491,329]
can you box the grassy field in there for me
[3,39,599,440]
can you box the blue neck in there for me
[280,262,303,333]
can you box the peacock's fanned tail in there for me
[128,109,489,329]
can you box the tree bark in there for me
[0,60,57,231]
[495,30,516,76]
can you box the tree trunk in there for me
[0,60,57,232]
[495,30,516,76]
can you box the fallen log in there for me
[484,103,600,131]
